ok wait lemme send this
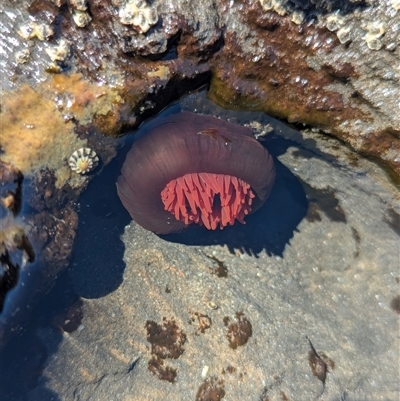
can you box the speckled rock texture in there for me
[1,0,399,174]
[3,100,398,401]
[210,0,400,176]
[0,0,399,367]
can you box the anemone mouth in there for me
[161,172,255,230]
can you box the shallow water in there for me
[0,90,399,401]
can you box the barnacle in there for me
[17,21,54,41]
[72,9,92,27]
[364,21,385,38]
[291,11,305,25]
[68,148,99,174]
[326,14,346,32]
[44,39,70,72]
[70,0,87,11]
[118,0,158,33]
[365,33,382,50]
[259,0,287,16]
[45,39,70,62]
[362,21,385,51]
[15,49,31,64]
[337,26,352,44]
[260,0,273,11]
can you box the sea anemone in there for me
[117,111,275,234]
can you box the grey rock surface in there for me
[25,98,400,401]
[1,1,399,399]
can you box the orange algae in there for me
[1,73,122,187]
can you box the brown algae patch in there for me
[224,312,253,349]
[196,377,225,401]
[1,73,122,188]
[148,356,177,383]
[145,318,186,359]
[145,317,186,382]
[189,312,212,335]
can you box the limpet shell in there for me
[68,148,99,174]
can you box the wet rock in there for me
[0,162,24,217]
[0,0,399,381]
[15,100,399,401]
[0,222,35,313]
[210,0,400,175]
[1,0,399,177]
[0,161,35,322]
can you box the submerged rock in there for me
[0,0,399,367]
[17,104,399,401]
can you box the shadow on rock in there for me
[68,152,132,299]
[0,269,81,401]
[0,120,306,400]
[164,134,308,257]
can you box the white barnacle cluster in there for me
[259,0,305,24]
[17,21,54,41]
[362,21,385,51]
[118,0,158,34]
[323,13,352,44]
[69,0,92,27]
[325,13,346,32]
[68,148,99,174]
[45,39,71,72]
[259,0,288,16]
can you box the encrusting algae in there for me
[1,73,123,188]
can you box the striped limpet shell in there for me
[68,148,99,174]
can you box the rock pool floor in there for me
[1,98,399,401]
